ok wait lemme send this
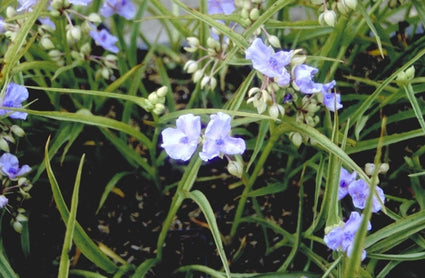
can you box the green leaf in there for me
[183,190,231,278]
[44,137,118,274]
[58,154,85,278]
[247,181,288,197]
[96,172,132,214]
[0,250,18,278]
[403,83,425,135]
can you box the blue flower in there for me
[161,114,201,161]
[245,38,293,86]
[338,167,357,200]
[199,112,246,161]
[348,179,385,213]
[293,64,323,94]
[100,0,136,20]
[17,0,37,12]
[69,0,93,5]
[0,195,8,208]
[0,16,5,34]
[39,17,56,30]
[324,211,371,260]
[0,153,31,179]
[208,0,235,15]
[89,29,119,53]
[0,83,29,120]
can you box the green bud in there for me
[343,0,357,9]
[365,163,375,176]
[88,13,102,23]
[249,8,260,21]
[80,42,91,56]
[11,125,25,137]
[13,221,23,234]
[153,103,165,115]
[227,160,243,178]
[104,54,118,68]
[379,163,390,174]
[405,66,415,80]
[200,76,210,88]
[193,69,204,83]
[156,86,168,97]
[290,132,303,148]
[268,35,281,48]
[241,8,249,19]
[0,138,9,152]
[319,10,337,27]
[209,77,217,90]
[184,60,198,73]
[40,35,55,49]
[148,92,158,103]
[6,7,17,18]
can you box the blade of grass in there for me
[58,154,85,278]
[44,137,118,274]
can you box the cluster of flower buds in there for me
[235,0,262,27]
[145,86,168,115]
[12,208,29,234]
[311,0,358,27]
[183,37,225,90]
[247,86,285,119]
[396,65,415,83]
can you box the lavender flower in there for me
[39,17,56,30]
[0,83,29,120]
[324,211,371,260]
[17,0,37,12]
[100,0,136,20]
[245,38,293,86]
[293,64,322,94]
[199,112,246,161]
[348,179,385,213]
[69,0,93,5]
[0,153,31,179]
[338,167,357,200]
[89,29,119,53]
[321,81,342,111]
[161,114,201,161]
[0,17,5,34]
[208,0,235,15]
[0,195,8,208]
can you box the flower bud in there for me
[68,26,81,42]
[249,8,260,21]
[343,0,357,9]
[10,125,25,137]
[184,60,198,73]
[187,37,199,47]
[209,77,217,90]
[6,7,16,19]
[0,138,10,152]
[241,8,249,19]
[155,86,167,98]
[365,163,375,176]
[148,92,158,103]
[153,103,165,115]
[268,35,281,48]
[290,132,303,147]
[200,76,210,88]
[379,163,389,174]
[336,1,350,15]
[104,54,118,68]
[319,10,337,27]
[88,13,102,23]
[193,69,204,83]
[227,160,243,178]
[13,221,23,234]
[207,37,219,49]
[100,67,110,79]
[268,104,280,119]
[405,66,415,80]
[80,42,91,55]
[40,35,55,49]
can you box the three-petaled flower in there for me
[199,112,246,161]
[89,28,119,53]
[245,38,293,86]
[348,179,385,213]
[100,0,136,20]
[161,112,246,162]
[208,0,235,15]
[161,114,201,161]
[0,83,29,120]
[324,211,371,260]
[0,153,31,179]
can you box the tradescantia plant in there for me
[1,0,425,277]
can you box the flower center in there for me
[215,138,224,145]
[180,136,189,144]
